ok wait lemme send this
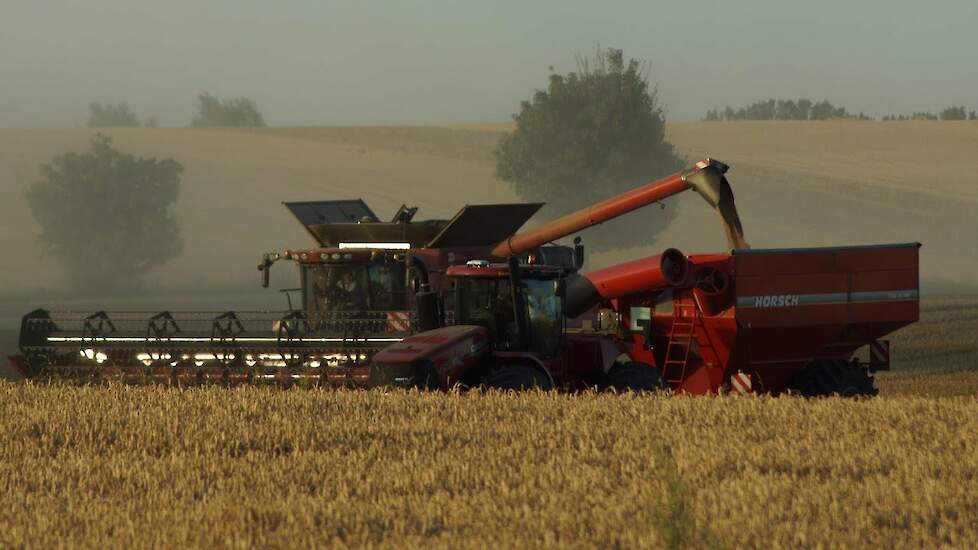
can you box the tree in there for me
[744,99,776,120]
[809,100,836,120]
[191,93,266,127]
[796,98,812,121]
[87,102,140,127]
[706,97,851,121]
[775,99,798,120]
[912,111,938,120]
[939,105,967,120]
[495,48,685,252]
[24,134,183,293]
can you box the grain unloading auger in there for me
[10,160,736,384]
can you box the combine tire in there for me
[487,365,553,391]
[789,359,878,397]
[605,361,666,392]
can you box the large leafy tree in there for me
[495,48,684,252]
[25,134,183,293]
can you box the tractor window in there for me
[522,278,563,357]
[455,277,520,349]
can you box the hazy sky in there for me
[2,0,976,127]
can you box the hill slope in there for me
[0,121,975,297]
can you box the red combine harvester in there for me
[373,166,919,396]
[10,160,735,384]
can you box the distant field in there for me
[875,296,978,397]
[1,121,976,296]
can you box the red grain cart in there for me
[373,243,919,396]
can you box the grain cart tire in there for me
[487,365,553,391]
[789,359,878,397]
[605,361,666,392]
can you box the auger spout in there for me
[489,158,749,258]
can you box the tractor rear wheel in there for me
[788,359,878,397]
[487,365,553,391]
[605,361,666,392]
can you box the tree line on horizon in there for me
[881,105,976,121]
[86,93,265,128]
[704,98,976,122]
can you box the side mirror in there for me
[258,253,280,288]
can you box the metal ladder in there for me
[662,301,698,386]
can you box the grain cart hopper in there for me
[11,160,734,384]
[372,165,919,396]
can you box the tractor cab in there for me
[448,259,565,358]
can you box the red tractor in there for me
[372,165,919,396]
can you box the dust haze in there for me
[2,1,977,127]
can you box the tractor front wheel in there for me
[605,361,667,392]
[487,365,553,391]
[788,359,878,397]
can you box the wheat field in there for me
[1,384,976,549]
[1,301,974,548]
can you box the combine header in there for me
[11,160,737,384]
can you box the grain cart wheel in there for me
[605,361,667,392]
[487,365,553,391]
[789,359,878,397]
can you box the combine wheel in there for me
[605,361,666,392]
[487,365,553,391]
[789,359,878,397]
